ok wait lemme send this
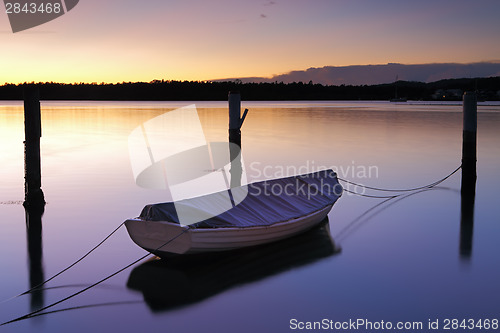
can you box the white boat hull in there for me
[125,204,333,256]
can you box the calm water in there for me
[1,100,499,333]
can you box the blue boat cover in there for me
[139,169,342,228]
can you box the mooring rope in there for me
[1,165,462,302]
[0,221,126,305]
[334,186,458,242]
[338,165,462,198]
[0,227,190,326]
[0,165,463,325]
[21,300,145,320]
[341,189,400,199]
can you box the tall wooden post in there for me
[23,86,46,310]
[459,92,477,260]
[229,91,241,147]
[23,86,45,207]
[229,91,242,188]
[461,92,477,186]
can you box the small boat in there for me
[125,169,342,256]
[390,75,407,102]
[389,97,407,103]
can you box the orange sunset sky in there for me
[1,0,500,84]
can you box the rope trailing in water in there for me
[338,165,462,198]
[0,165,463,325]
[0,227,190,326]
[341,188,399,199]
[334,186,458,242]
[0,222,126,305]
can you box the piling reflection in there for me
[459,170,476,260]
[229,142,242,188]
[25,203,45,311]
[127,219,340,312]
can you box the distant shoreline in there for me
[1,77,499,101]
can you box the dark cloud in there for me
[213,62,500,85]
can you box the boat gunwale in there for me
[126,203,334,233]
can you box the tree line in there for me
[0,77,499,101]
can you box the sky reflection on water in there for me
[0,101,499,333]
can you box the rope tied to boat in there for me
[338,165,462,199]
[0,165,463,325]
[0,227,190,327]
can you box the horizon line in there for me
[2,75,500,88]
[3,60,500,86]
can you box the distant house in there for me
[432,88,463,100]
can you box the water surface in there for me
[1,101,499,332]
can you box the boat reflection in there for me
[127,219,340,312]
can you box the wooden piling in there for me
[228,91,241,147]
[24,86,45,207]
[461,91,477,190]
[229,91,242,188]
[459,91,477,260]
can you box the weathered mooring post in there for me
[459,91,477,260]
[23,85,46,310]
[229,91,241,148]
[23,86,45,207]
[228,91,248,188]
[461,91,477,188]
